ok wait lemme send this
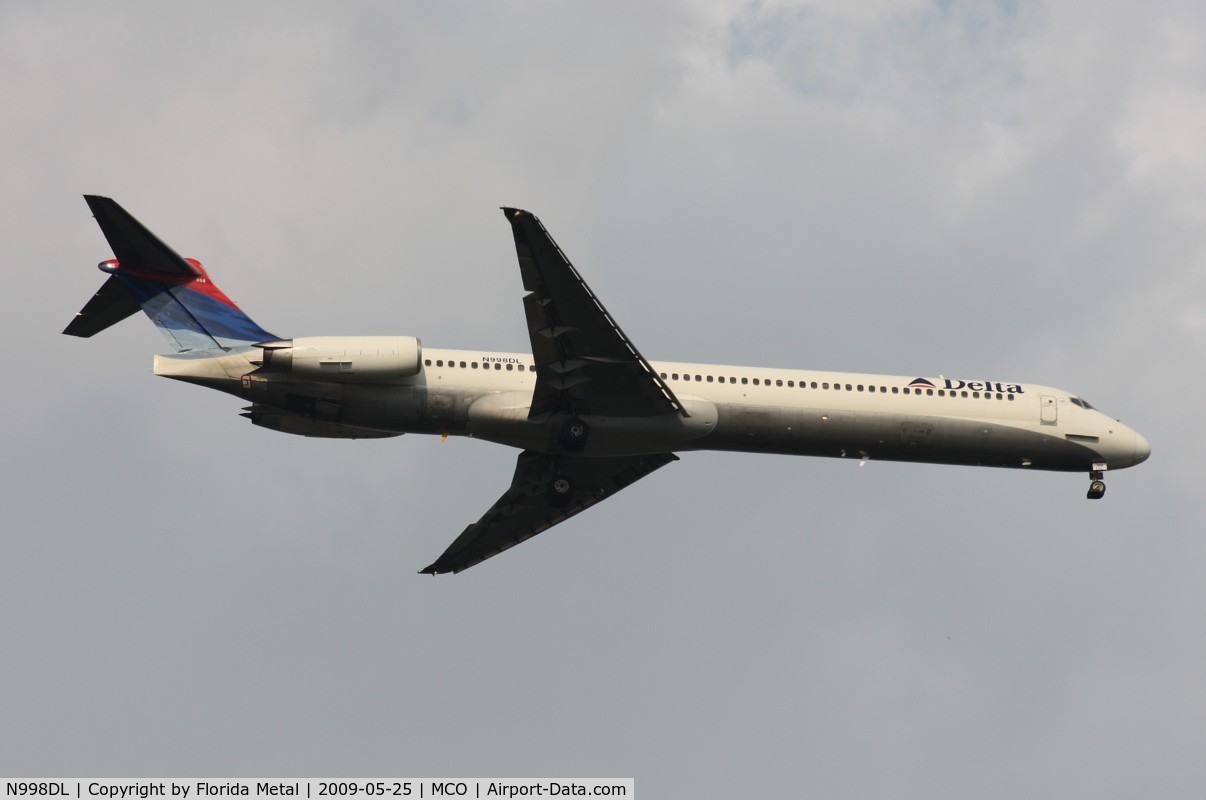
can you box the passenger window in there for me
[776,380,783,387]
[695,375,702,382]
[857,385,864,392]
[471,362,478,369]
[707,375,714,383]
[506,364,513,371]
[518,364,525,372]
[753,378,760,386]
[891,387,898,394]
[741,377,748,385]
[436,360,444,367]
[926,389,933,396]
[425,359,432,366]
[938,390,945,397]
[495,363,501,370]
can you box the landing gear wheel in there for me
[1087,479,1106,500]
[547,475,574,507]
[560,417,590,453]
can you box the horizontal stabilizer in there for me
[62,274,141,337]
[84,194,198,277]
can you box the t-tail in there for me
[64,195,276,351]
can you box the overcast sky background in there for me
[2,1,1204,796]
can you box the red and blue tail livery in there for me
[64,195,275,351]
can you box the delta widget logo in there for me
[907,377,1024,394]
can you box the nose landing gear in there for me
[1086,470,1106,500]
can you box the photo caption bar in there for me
[1,781,633,800]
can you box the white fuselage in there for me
[157,344,1151,475]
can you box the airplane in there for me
[65,196,1151,574]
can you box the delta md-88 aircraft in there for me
[65,196,1150,574]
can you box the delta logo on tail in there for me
[908,377,1024,394]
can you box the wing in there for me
[419,450,678,575]
[502,208,687,420]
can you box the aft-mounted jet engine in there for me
[257,336,422,382]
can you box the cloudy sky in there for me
[3,1,1204,796]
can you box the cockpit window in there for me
[1070,397,1096,410]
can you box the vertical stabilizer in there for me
[64,196,276,351]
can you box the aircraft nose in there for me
[1133,431,1151,465]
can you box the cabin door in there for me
[1040,395,1058,424]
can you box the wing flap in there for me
[420,450,678,575]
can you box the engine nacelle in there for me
[259,336,422,382]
